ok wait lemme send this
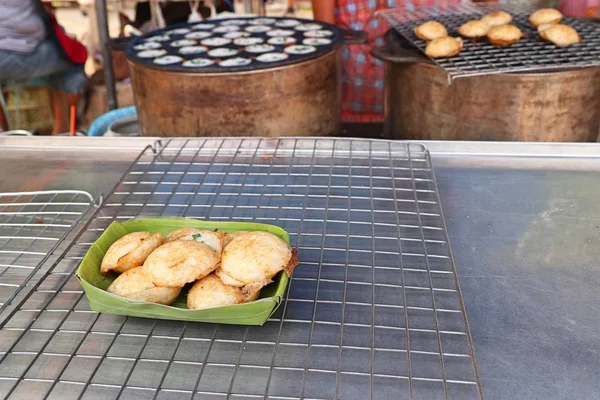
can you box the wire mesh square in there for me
[0,190,95,318]
[0,138,481,399]
[379,2,600,82]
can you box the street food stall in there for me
[93,1,600,140]
[0,2,599,400]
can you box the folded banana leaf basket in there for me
[77,218,291,325]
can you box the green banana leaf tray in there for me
[76,217,291,325]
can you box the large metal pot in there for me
[129,52,341,137]
[127,19,366,137]
[372,31,600,142]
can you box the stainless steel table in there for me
[430,142,600,400]
[0,137,599,399]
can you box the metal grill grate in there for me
[0,191,96,319]
[378,3,600,82]
[0,139,481,399]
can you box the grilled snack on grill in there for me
[487,24,523,46]
[165,228,224,254]
[540,24,581,46]
[101,231,162,275]
[144,240,220,287]
[481,11,513,27]
[458,20,491,39]
[414,21,448,41]
[529,8,563,27]
[216,231,299,294]
[424,37,463,58]
[187,273,260,310]
[107,266,181,305]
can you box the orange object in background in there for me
[584,6,599,16]
[560,0,599,17]
[69,105,76,136]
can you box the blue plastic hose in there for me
[88,106,137,137]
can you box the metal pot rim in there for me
[411,61,600,78]
[127,49,339,77]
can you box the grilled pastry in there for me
[216,231,299,294]
[424,37,463,58]
[107,266,181,305]
[529,8,563,27]
[414,21,448,41]
[144,240,220,287]
[222,231,250,248]
[164,228,224,254]
[540,24,581,46]
[487,24,523,46]
[481,11,513,27]
[458,20,491,39]
[187,274,261,310]
[100,231,162,275]
[537,23,554,33]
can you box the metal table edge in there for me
[2,136,600,158]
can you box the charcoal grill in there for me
[378,2,600,82]
[373,4,600,141]
[126,17,367,137]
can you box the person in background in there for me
[311,0,394,126]
[0,0,87,134]
[311,0,454,128]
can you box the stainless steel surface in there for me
[0,191,96,319]
[429,144,600,400]
[379,3,600,82]
[0,137,599,399]
[0,138,481,399]
[95,0,117,110]
[0,137,155,194]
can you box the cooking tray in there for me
[378,3,600,82]
[126,16,366,74]
[76,217,291,325]
[0,138,481,399]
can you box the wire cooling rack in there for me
[0,191,96,319]
[0,139,481,400]
[378,2,600,82]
